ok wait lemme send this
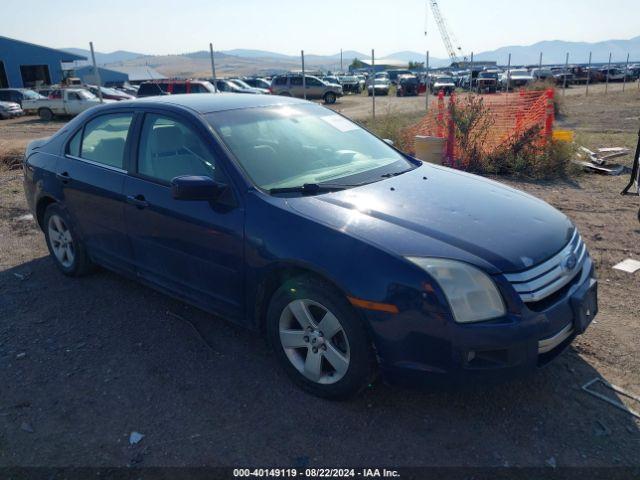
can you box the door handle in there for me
[126,195,149,209]
[56,171,71,183]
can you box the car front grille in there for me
[504,229,587,303]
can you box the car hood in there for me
[285,164,573,274]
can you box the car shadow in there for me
[1,256,638,467]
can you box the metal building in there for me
[0,36,87,88]
[75,66,129,86]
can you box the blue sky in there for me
[2,0,638,57]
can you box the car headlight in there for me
[407,258,506,323]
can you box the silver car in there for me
[271,74,343,104]
[0,101,24,119]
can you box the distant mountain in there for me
[62,48,145,65]
[221,49,292,59]
[472,36,640,65]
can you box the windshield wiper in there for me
[381,168,413,178]
[269,183,352,195]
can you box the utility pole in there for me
[209,43,218,92]
[89,42,103,103]
[506,53,511,94]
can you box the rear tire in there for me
[323,92,337,104]
[266,275,376,399]
[43,203,93,277]
[38,108,53,121]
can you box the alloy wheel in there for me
[279,299,350,384]
[48,214,75,268]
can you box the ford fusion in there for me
[23,94,597,399]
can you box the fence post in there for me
[209,43,218,92]
[89,42,103,103]
[586,51,592,96]
[470,52,474,92]
[371,49,375,119]
[446,93,456,167]
[538,52,543,71]
[436,90,445,137]
[623,52,630,92]
[506,53,511,96]
[301,50,306,100]
[562,52,569,96]
[605,52,612,95]
[425,50,430,112]
[544,88,554,139]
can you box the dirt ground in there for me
[0,88,639,469]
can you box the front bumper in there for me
[365,256,597,388]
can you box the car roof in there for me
[116,92,308,114]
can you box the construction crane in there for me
[425,0,464,64]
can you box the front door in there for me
[123,112,244,318]
[56,112,135,272]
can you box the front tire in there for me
[43,203,92,276]
[266,275,376,399]
[323,92,337,104]
[38,108,53,121]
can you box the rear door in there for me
[56,111,135,272]
[123,111,244,318]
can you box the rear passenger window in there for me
[273,77,287,86]
[138,114,217,183]
[80,114,133,169]
[172,83,186,94]
[290,77,302,86]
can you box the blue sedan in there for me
[22,93,597,398]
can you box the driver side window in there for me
[138,114,218,184]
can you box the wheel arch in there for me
[35,195,57,231]
[252,262,361,334]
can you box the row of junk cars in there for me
[2,62,639,121]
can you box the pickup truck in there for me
[22,88,109,121]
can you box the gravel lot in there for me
[0,89,639,468]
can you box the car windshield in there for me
[436,77,453,83]
[207,104,415,191]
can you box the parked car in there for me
[22,88,108,121]
[338,75,362,94]
[396,75,419,96]
[86,85,135,101]
[430,76,456,95]
[137,80,216,98]
[270,74,343,104]
[552,71,575,86]
[599,68,626,82]
[367,77,391,96]
[501,69,534,88]
[322,76,341,86]
[0,88,45,112]
[530,68,555,82]
[476,71,498,93]
[228,79,269,94]
[386,69,413,84]
[568,67,591,85]
[0,100,24,119]
[23,93,598,398]
[242,77,272,90]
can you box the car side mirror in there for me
[383,138,395,146]
[171,175,227,202]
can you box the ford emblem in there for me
[562,253,578,273]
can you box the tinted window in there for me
[172,83,187,94]
[290,77,303,86]
[80,114,133,169]
[306,77,322,86]
[0,91,8,101]
[138,114,217,183]
[273,76,287,86]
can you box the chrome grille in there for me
[504,229,587,303]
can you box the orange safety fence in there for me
[403,88,555,167]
